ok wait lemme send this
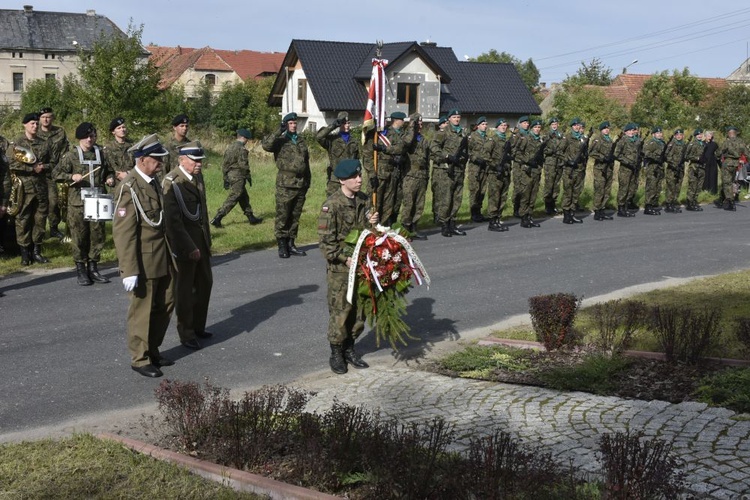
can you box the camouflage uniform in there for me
[561,130,587,212]
[104,138,133,194]
[316,123,359,196]
[588,132,616,213]
[317,188,370,345]
[163,166,212,344]
[164,136,189,176]
[664,136,687,210]
[542,127,564,213]
[510,127,529,216]
[718,133,748,205]
[487,130,512,229]
[614,135,641,214]
[37,125,69,234]
[374,125,407,225]
[684,136,706,209]
[0,136,9,207]
[400,125,430,229]
[261,129,311,241]
[216,139,257,219]
[467,128,495,221]
[55,145,114,264]
[642,136,666,211]
[514,131,545,223]
[430,124,468,235]
[8,135,51,250]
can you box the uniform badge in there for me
[117,208,127,217]
[322,206,329,213]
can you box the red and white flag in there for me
[363,58,388,134]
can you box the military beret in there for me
[337,111,349,122]
[495,118,507,127]
[237,128,252,139]
[448,109,460,117]
[38,107,53,116]
[599,121,610,131]
[109,117,125,132]
[476,116,487,125]
[548,117,559,125]
[22,113,39,124]
[128,133,168,158]
[178,140,205,160]
[282,112,297,123]
[438,116,448,126]
[75,122,96,140]
[171,114,189,126]
[693,128,703,136]
[333,159,361,179]
[518,115,529,124]
[652,126,662,133]
[623,123,637,132]
[570,117,582,126]
[727,126,738,132]
[409,113,422,122]
[674,128,684,134]
[390,111,407,121]
[530,119,543,127]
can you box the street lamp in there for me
[622,59,638,74]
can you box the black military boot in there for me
[627,200,639,211]
[565,210,582,224]
[246,212,263,225]
[450,221,466,236]
[599,209,613,220]
[488,218,507,232]
[713,198,724,208]
[32,245,49,264]
[210,212,224,228]
[49,225,64,240]
[527,215,540,227]
[88,261,110,283]
[617,205,632,217]
[288,239,307,256]
[441,223,452,237]
[470,207,483,223]
[329,344,348,374]
[593,209,603,221]
[277,238,290,258]
[513,196,521,218]
[520,215,531,228]
[664,203,675,213]
[562,210,571,224]
[343,338,369,369]
[20,246,31,266]
[76,262,93,286]
[724,199,736,211]
[410,223,427,240]
[544,199,555,215]
[672,203,682,213]
[643,204,659,215]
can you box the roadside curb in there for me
[97,432,343,500]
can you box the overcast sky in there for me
[23,0,750,83]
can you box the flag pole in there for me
[371,40,383,213]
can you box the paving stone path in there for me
[300,366,750,499]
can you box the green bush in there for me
[537,354,632,394]
[528,293,582,351]
[439,346,531,375]
[695,367,750,414]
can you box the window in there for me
[297,79,307,113]
[45,73,56,81]
[397,83,419,115]
[13,73,23,92]
[204,74,216,86]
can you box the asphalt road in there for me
[1,203,748,438]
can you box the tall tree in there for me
[551,86,628,133]
[630,69,709,130]
[470,49,540,90]
[564,58,613,87]
[700,84,750,135]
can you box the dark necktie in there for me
[149,179,162,207]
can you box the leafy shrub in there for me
[536,354,632,394]
[650,305,721,364]
[439,345,531,377]
[734,317,750,355]
[529,293,582,351]
[695,367,750,414]
[590,299,647,354]
[599,431,685,499]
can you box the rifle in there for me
[448,131,469,178]
[530,137,547,168]
[607,135,621,165]
[571,127,593,166]
[634,130,650,177]
[496,137,512,177]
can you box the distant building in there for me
[0,5,129,108]
[727,58,750,85]
[148,45,285,97]
[599,73,728,109]
[268,39,541,132]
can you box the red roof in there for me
[594,73,728,109]
[147,45,285,89]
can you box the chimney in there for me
[23,5,33,15]
[86,9,96,16]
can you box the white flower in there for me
[382,249,391,260]
[392,253,402,263]
[391,271,400,281]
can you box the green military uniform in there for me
[316,114,359,196]
[372,117,407,225]
[514,122,545,227]
[430,112,468,236]
[467,117,494,222]
[560,120,587,223]
[214,135,261,224]
[0,135,9,252]
[614,125,641,217]
[55,142,114,279]
[262,114,311,257]
[112,135,174,372]
[104,138,133,193]
[542,120,564,215]
[642,129,666,214]
[588,122,616,220]
[163,150,212,345]
[663,131,687,212]
[510,117,530,217]
[8,128,52,263]
[400,115,429,238]
[430,116,448,222]
[486,122,512,232]
[37,124,69,236]
[684,130,706,211]
[718,128,748,210]
[164,136,189,175]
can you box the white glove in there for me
[122,275,138,292]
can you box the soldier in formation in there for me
[467,116,494,223]
[371,111,407,226]
[514,119,545,228]
[105,117,134,194]
[486,118,512,232]
[164,114,191,175]
[317,112,359,196]
[37,107,69,240]
[211,129,263,227]
[717,126,748,211]
[663,129,687,213]
[542,117,564,215]
[614,123,640,218]
[400,113,429,240]
[560,118,586,224]
[684,129,707,211]
[588,121,616,221]
[642,126,666,215]
[430,109,468,237]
